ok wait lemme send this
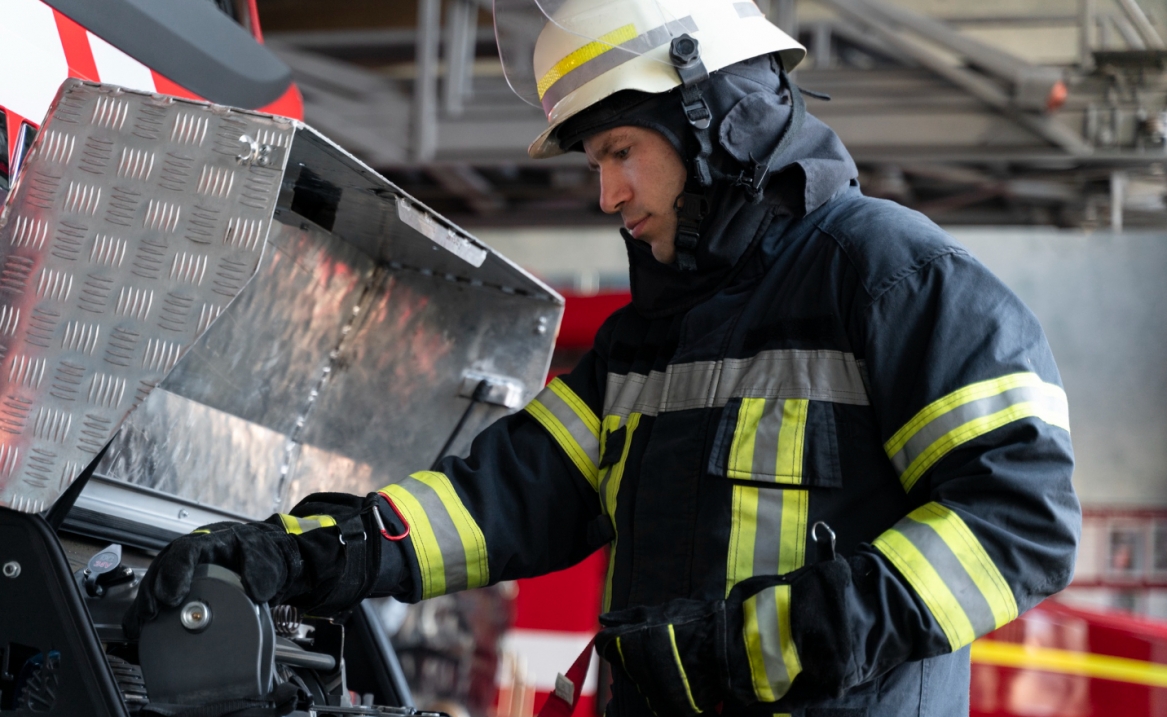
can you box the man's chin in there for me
[635,232,675,264]
[650,245,676,264]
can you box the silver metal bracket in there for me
[398,199,488,267]
[458,371,524,409]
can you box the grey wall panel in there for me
[952,228,1167,507]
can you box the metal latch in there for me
[458,371,524,409]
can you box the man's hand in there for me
[123,491,408,639]
[124,521,302,639]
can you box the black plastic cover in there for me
[138,565,275,705]
[42,0,292,109]
[0,508,128,716]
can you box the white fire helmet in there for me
[493,0,806,158]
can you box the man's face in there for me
[583,125,687,264]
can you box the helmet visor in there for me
[493,0,693,113]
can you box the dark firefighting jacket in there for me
[382,112,1080,715]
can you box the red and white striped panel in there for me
[500,550,607,716]
[0,0,302,166]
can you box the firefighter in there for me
[126,0,1080,714]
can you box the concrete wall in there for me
[952,228,1167,508]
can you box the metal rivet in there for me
[178,509,189,519]
[180,601,212,632]
[3,561,20,578]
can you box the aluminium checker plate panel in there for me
[0,80,291,513]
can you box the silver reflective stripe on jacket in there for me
[884,372,1070,492]
[525,378,601,489]
[603,349,869,418]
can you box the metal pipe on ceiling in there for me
[829,0,1068,112]
[444,0,479,117]
[1115,0,1166,49]
[412,0,442,162]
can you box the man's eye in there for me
[615,147,630,159]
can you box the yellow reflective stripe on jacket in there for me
[742,585,801,702]
[886,372,1069,492]
[727,398,808,484]
[277,514,338,535]
[601,412,641,613]
[726,485,808,597]
[381,471,489,599]
[525,378,601,490]
[667,624,702,714]
[873,502,1018,652]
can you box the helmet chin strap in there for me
[669,34,713,272]
[672,189,707,272]
[667,37,807,272]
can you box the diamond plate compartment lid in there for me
[1,80,564,522]
[0,81,296,513]
[0,79,295,513]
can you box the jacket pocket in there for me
[707,397,842,488]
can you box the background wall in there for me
[954,228,1167,507]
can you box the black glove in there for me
[595,558,855,716]
[124,492,411,639]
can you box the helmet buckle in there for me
[682,100,712,131]
[673,190,707,272]
[669,34,714,175]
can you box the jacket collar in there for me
[626,108,858,318]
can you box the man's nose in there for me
[598,168,631,215]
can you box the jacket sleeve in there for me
[797,248,1080,690]
[382,336,610,603]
